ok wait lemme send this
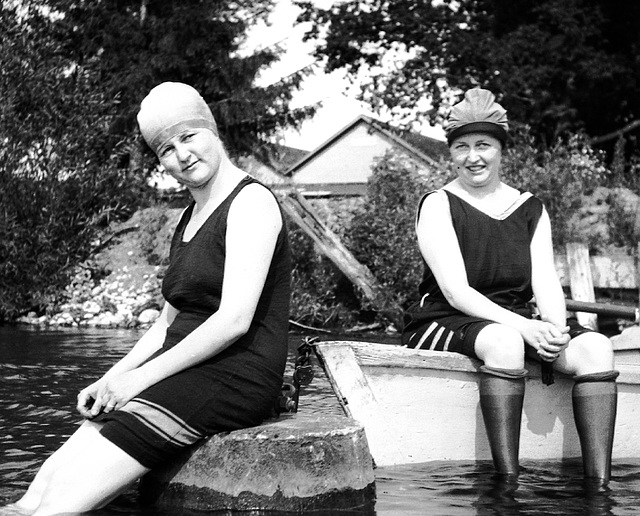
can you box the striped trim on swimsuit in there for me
[408,321,456,351]
[120,398,205,447]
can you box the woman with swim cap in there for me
[7,82,291,514]
[402,88,618,481]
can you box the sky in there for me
[242,0,446,152]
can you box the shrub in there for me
[347,150,453,313]
[0,143,151,321]
[287,222,361,329]
[501,132,609,247]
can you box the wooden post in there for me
[637,242,640,310]
[277,189,403,328]
[566,242,598,330]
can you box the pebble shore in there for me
[16,264,165,329]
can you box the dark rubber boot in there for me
[479,366,527,476]
[572,370,619,481]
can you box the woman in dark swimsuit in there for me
[402,88,617,481]
[7,82,291,515]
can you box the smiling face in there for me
[157,128,222,190]
[449,133,503,189]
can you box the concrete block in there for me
[139,413,375,513]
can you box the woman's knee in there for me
[475,324,525,369]
[559,332,614,376]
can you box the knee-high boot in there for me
[479,365,527,476]
[572,370,619,481]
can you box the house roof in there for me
[239,142,308,187]
[285,115,448,177]
[264,143,309,171]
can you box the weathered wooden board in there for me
[277,190,403,327]
[566,242,599,330]
[555,252,637,290]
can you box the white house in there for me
[285,115,448,196]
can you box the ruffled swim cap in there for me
[137,82,218,154]
[444,88,508,146]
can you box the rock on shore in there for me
[16,264,164,328]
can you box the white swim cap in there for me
[137,82,218,153]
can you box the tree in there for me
[0,0,312,320]
[298,0,640,152]
[6,0,313,158]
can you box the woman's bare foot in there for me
[0,503,33,516]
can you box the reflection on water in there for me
[375,460,640,516]
[2,326,640,515]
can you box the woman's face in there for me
[449,133,502,189]
[157,128,222,190]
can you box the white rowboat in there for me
[314,340,640,467]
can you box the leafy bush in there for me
[0,141,150,321]
[0,0,310,322]
[287,220,361,329]
[347,151,453,312]
[336,135,620,324]
[501,132,610,247]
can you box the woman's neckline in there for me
[442,187,532,220]
[180,175,250,244]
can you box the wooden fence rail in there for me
[555,247,637,290]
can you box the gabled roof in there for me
[240,142,309,187]
[264,143,310,171]
[285,115,447,177]
[249,142,309,174]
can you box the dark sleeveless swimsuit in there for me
[98,176,291,468]
[402,189,589,357]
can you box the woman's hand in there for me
[537,321,571,362]
[518,319,570,362]
[76,371,149,419]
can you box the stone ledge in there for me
[139,413,376,513]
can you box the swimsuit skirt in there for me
[96,176,291,468]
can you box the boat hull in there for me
[315,341,640,467]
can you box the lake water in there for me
[1,326,640,515]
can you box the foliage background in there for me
[3,0,640,328]
[298,0,640,155]
[0,0,312,321]
[288,134,638,329]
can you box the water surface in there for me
[1,326,639,515]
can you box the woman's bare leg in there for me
[11,421,104,513]
[10,420,150,516]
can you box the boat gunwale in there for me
[315,340,640,385]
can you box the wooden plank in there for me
[566,242,599,330]
[555,253,637,289]
[277,190,403,328]
[316,343,378,419]
[316,342,412,464]
[337,340,481,374]
[591,254,638,289]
